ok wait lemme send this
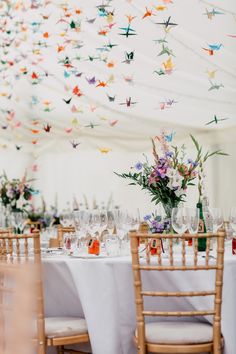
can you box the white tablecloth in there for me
[43,244,236,354]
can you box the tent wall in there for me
[0,134,235,217]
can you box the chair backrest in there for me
[26,220,43,231]
[0,261,40,354]
[129,230,225,349]
[57,225,76,247]
[0,230,46,354]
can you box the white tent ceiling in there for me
[0,0,236,154]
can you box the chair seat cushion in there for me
[136,320,213,344]
[45,317,88,338]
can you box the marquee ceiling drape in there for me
[0,0,236,154]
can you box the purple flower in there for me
[151,220,165,233]
[165,151,173,158]
[187,159,198,167]
[134,162,143,171]
[144,214,151,221]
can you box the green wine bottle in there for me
[197,201,206,251]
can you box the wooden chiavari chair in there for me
[49,225,76,248]
[129,230,225,354]
[26,219,43,231]
[0,230,91,354]
[0,261,39,354]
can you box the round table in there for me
[43,243,236,354]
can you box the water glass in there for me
[105,234,120,256]
[171,207,188,234]
[63,232,78,255]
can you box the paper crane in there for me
[205,115,229,125]
[156,16,178,29]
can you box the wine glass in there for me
[60,212,74,227]
[171,207,188,234]
[211,208,223,233]
[186,208,199,234]
[77,210,90,252]
[203,208,213,232]
[10,212,26,234]
[72,210,81,234]
[229,207,236,233]
[90,209,101,237]
[107,210,115,234]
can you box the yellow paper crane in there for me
[99,147,112,154]
[206,69,217,79]
[162,57,174,72]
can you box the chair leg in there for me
[57,345,64,354]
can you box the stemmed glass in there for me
[211,208,223,232]
[72,210,81,243]
[171,207,188,234]
[90,209,101,237]
[203,208,213,232]
[78,210,90,253]
[10,212,26,234]
[60,212,74,227]
[107,210,115,234]
[203,207,223,251]
[229,207,236,233]
[186,208,199,234]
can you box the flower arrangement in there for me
[116,131,200,218]
[0,172,38,212]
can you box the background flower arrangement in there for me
[0,171,38,213]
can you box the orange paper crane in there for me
[31,129,40,134]
[202,48,214,55]
[57,45,65,53]
[72,85,83,96]
[98,28,109,36]
[96,80,108,88]
[142,7,153,19]
[126,15,136,23]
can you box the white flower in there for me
[166,168,176,179]
[172,173,184,188]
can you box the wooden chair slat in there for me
[141,290,216,297]
[142,310,215,317]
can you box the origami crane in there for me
[205,115,229,125]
